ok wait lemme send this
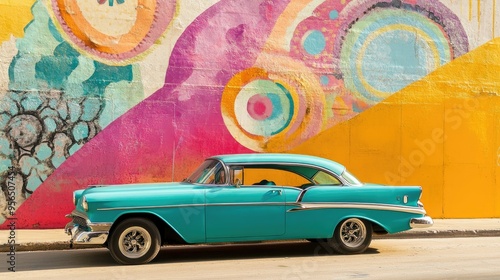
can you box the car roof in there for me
[209,153,346,176]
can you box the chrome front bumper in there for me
[65,222,109,245]
[65,213,111,246]
[410,216,434,228]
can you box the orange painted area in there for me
[293,38,500,218]
[54,0,156,54]
[0,0,35,42]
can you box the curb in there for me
[0,242,101,252]
[1,229,499,252]
[375,229,500,239]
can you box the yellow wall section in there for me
[0,0,35,42]
[293,38,500,218]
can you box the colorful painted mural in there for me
[0,0,499,228]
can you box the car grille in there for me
[72,215,88,227]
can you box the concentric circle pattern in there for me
[290,0,468,105]
[339,8,451,103]
[49,0,177,64]
[235,79,294,137]
[221,68,324,152]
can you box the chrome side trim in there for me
[288,202,427,215]
[286,202,302,207]
[98,202,290,211]
[98,201,424,215]
[97,203,205,211]
[410,216,434,228]
[97,201,424,213]
[207,202,285,207]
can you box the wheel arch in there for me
[335,215,388,235]
[107,212,188,246]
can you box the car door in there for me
[205,185,286,241]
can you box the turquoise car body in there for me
[65,153,432,260]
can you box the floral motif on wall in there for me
[0,90,101,219]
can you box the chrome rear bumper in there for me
[410,216,434,228]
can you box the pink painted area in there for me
[247,94,273,120]
[2,0,290,229]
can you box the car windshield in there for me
[184,159,226,184]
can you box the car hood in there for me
[81,182,188,195]
[74,182,203,213]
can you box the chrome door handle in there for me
[272,190,282,195]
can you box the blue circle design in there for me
[360,30,429,93]
[341,9,451,103]
[303,30,326,55]
[320,75,329,85]
[329,10,339,20]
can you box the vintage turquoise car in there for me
[65,153,433,265]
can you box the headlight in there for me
[82,196,88,211]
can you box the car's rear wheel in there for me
[108,218,161,265]
[327,218,372,254]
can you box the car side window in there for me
[312,171,342,185]
[234,167,310,187]
[230,166,244,186]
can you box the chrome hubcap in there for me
[340,218,366,248]
[118,226,151,259]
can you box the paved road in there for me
[2,237,500,279]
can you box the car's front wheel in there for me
[108,218,161,265]
[327,218,372,254]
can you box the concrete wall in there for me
[0,0,499,228]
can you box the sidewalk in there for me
[1,219,499,252]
